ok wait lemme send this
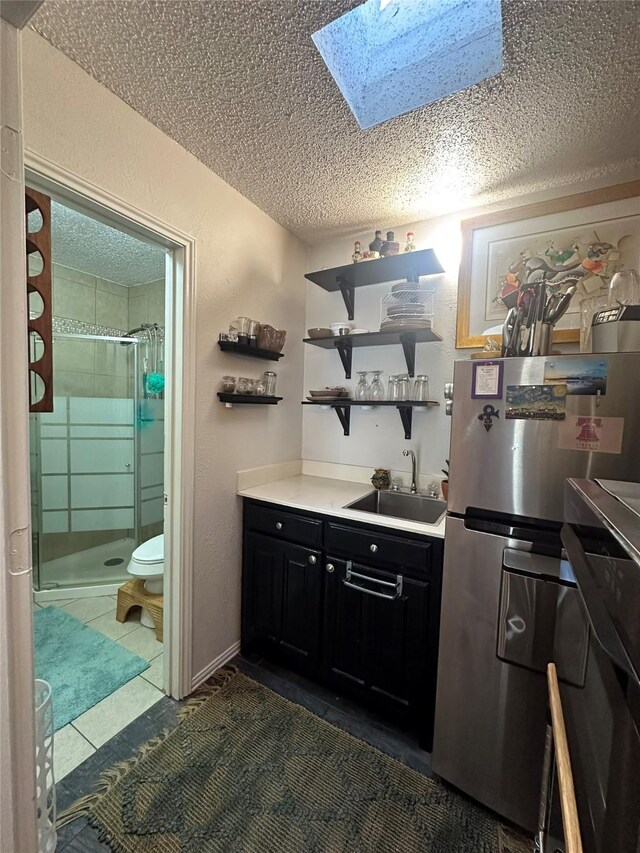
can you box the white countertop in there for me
[237,474,446,538]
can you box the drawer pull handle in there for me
[369,543,378,553]
[343,561,402,600]
[308,555,317,565]
[326,563,335,573]
[275,522,283,530]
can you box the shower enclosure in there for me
[30,329,164,594]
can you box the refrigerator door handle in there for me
[561,523,640,687]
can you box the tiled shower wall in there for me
[52,263,165,398]
[127,279,165,330]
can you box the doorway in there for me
[23,158,196,795]
[28,194,170,781]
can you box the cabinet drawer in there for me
[245,501,322,548]
[325,522,432,573]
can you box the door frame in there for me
[1,19,37,853]
[24,151,197,700]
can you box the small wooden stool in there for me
[116,579,163,642]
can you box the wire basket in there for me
[35,679,56,853]
[380,288,434,332]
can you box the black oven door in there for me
[560,514,640,853]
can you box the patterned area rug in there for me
[60,667,532,852]
[34,605,149,731]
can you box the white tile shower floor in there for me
[34,594,164,781]
[39,538,137,590]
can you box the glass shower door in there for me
[30,333,139,591]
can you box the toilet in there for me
[121,534,164,631]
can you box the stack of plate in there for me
[380,285,432,332]
[307,388,350,402]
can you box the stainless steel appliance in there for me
[591,304,640,352]
[432,353,640,833]
[537,478,640,853]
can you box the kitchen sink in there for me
[345,491,447,525]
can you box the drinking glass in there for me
[580,294,608,352]
[355,371,370,402]
[370,370,385,402]
[397,374,412,400]
[608,268,640,306]
[387,375,399,401]
[413,374,430,401]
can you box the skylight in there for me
[312,0,503,129]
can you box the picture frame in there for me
[471,360,503,399]
[455,180,640,349]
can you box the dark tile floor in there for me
[55,694,184,851]
[54,654,431,851]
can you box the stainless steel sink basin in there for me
[345,491,447,525]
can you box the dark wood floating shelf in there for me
[303,328,442,378]
[302,400,439,439]
[218,393,283,405]
[218,340,284,361]
[305,249,444,320]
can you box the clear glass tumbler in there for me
[397,374,412,400]
[387,375,399,401]
[413,374,430,401]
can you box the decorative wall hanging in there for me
[25,187,53,412]
[456,180,640,349]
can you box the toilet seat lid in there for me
[132,534,164,564]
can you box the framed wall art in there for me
[456,180,640,349]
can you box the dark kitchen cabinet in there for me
[323,558,432,734]
[242,499,443,748]
[242,531,322,675]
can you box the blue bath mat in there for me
[34,606,149,732]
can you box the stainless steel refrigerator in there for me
[432,353,640,833]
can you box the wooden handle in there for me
[547,663,583,853]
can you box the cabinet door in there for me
[242,532,322,673]
[243,532,284,653]
[323,557,431,722]
[280,538,322,671]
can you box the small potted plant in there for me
[441,460,449,501]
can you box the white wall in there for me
[21,29,308,678]
[303,177,637,485]
[304,216,460,488]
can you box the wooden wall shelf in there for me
[218,393,282,406]
[218,341,284,361]
[303,328,442,378]
[305,249,444,319]
[302,400,439,439]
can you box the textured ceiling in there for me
[48,201,166,284]
[32,0,640,245]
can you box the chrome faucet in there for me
[403,449,418,494]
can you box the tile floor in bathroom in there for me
[33,594,164,782]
